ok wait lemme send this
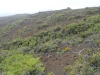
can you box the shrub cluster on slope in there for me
[0,7,100,75]
[0,50,44,75]
[64,48,100,75]
[1,15,100,53]
[0,6,100,42]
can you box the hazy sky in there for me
[0,0,100,17]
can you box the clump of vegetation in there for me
[63,36,100,75]
[64,51,100,75]
[48,72,55,75]
[1,6,100,75]
[1,19,25,34]
[37,24,49,29]
[18,26,33,34]
[1,15,100,53]
[64,46,71,52]
[0,54,44,75]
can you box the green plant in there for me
[1,54,44,75]
[48,72,55,75]
[64,46,71,52]
[64,49,100,75]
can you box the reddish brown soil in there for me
[40,43,89,75]
[41,52,75,75]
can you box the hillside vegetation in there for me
[0,6,100,75]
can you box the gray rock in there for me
[35,71,43,75]
[47,54,51,58]
[23,72,31,75]
[2,72,7,75]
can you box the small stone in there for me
[61,64,64,67]
[52,57,58,61]
[48,54,51,58]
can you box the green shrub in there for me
[37,24,49,29]
[64,50,100,75]
[1,54,44,75]
[64,46,71,52]
[48,72,55,75]
[17,46,31,54]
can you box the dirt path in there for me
[41,52,78,75]
[40,43,89,75]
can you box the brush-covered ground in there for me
[0,6,100,75]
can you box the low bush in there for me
[0,54,44,75]
[64,49,100,75]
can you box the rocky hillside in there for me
[0,6,100,75]
[0,7,100,42]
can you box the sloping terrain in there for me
[0,6,100,75]
[0,7,100,42]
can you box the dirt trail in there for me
[41,52,79,75]
[40,43,89,75]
